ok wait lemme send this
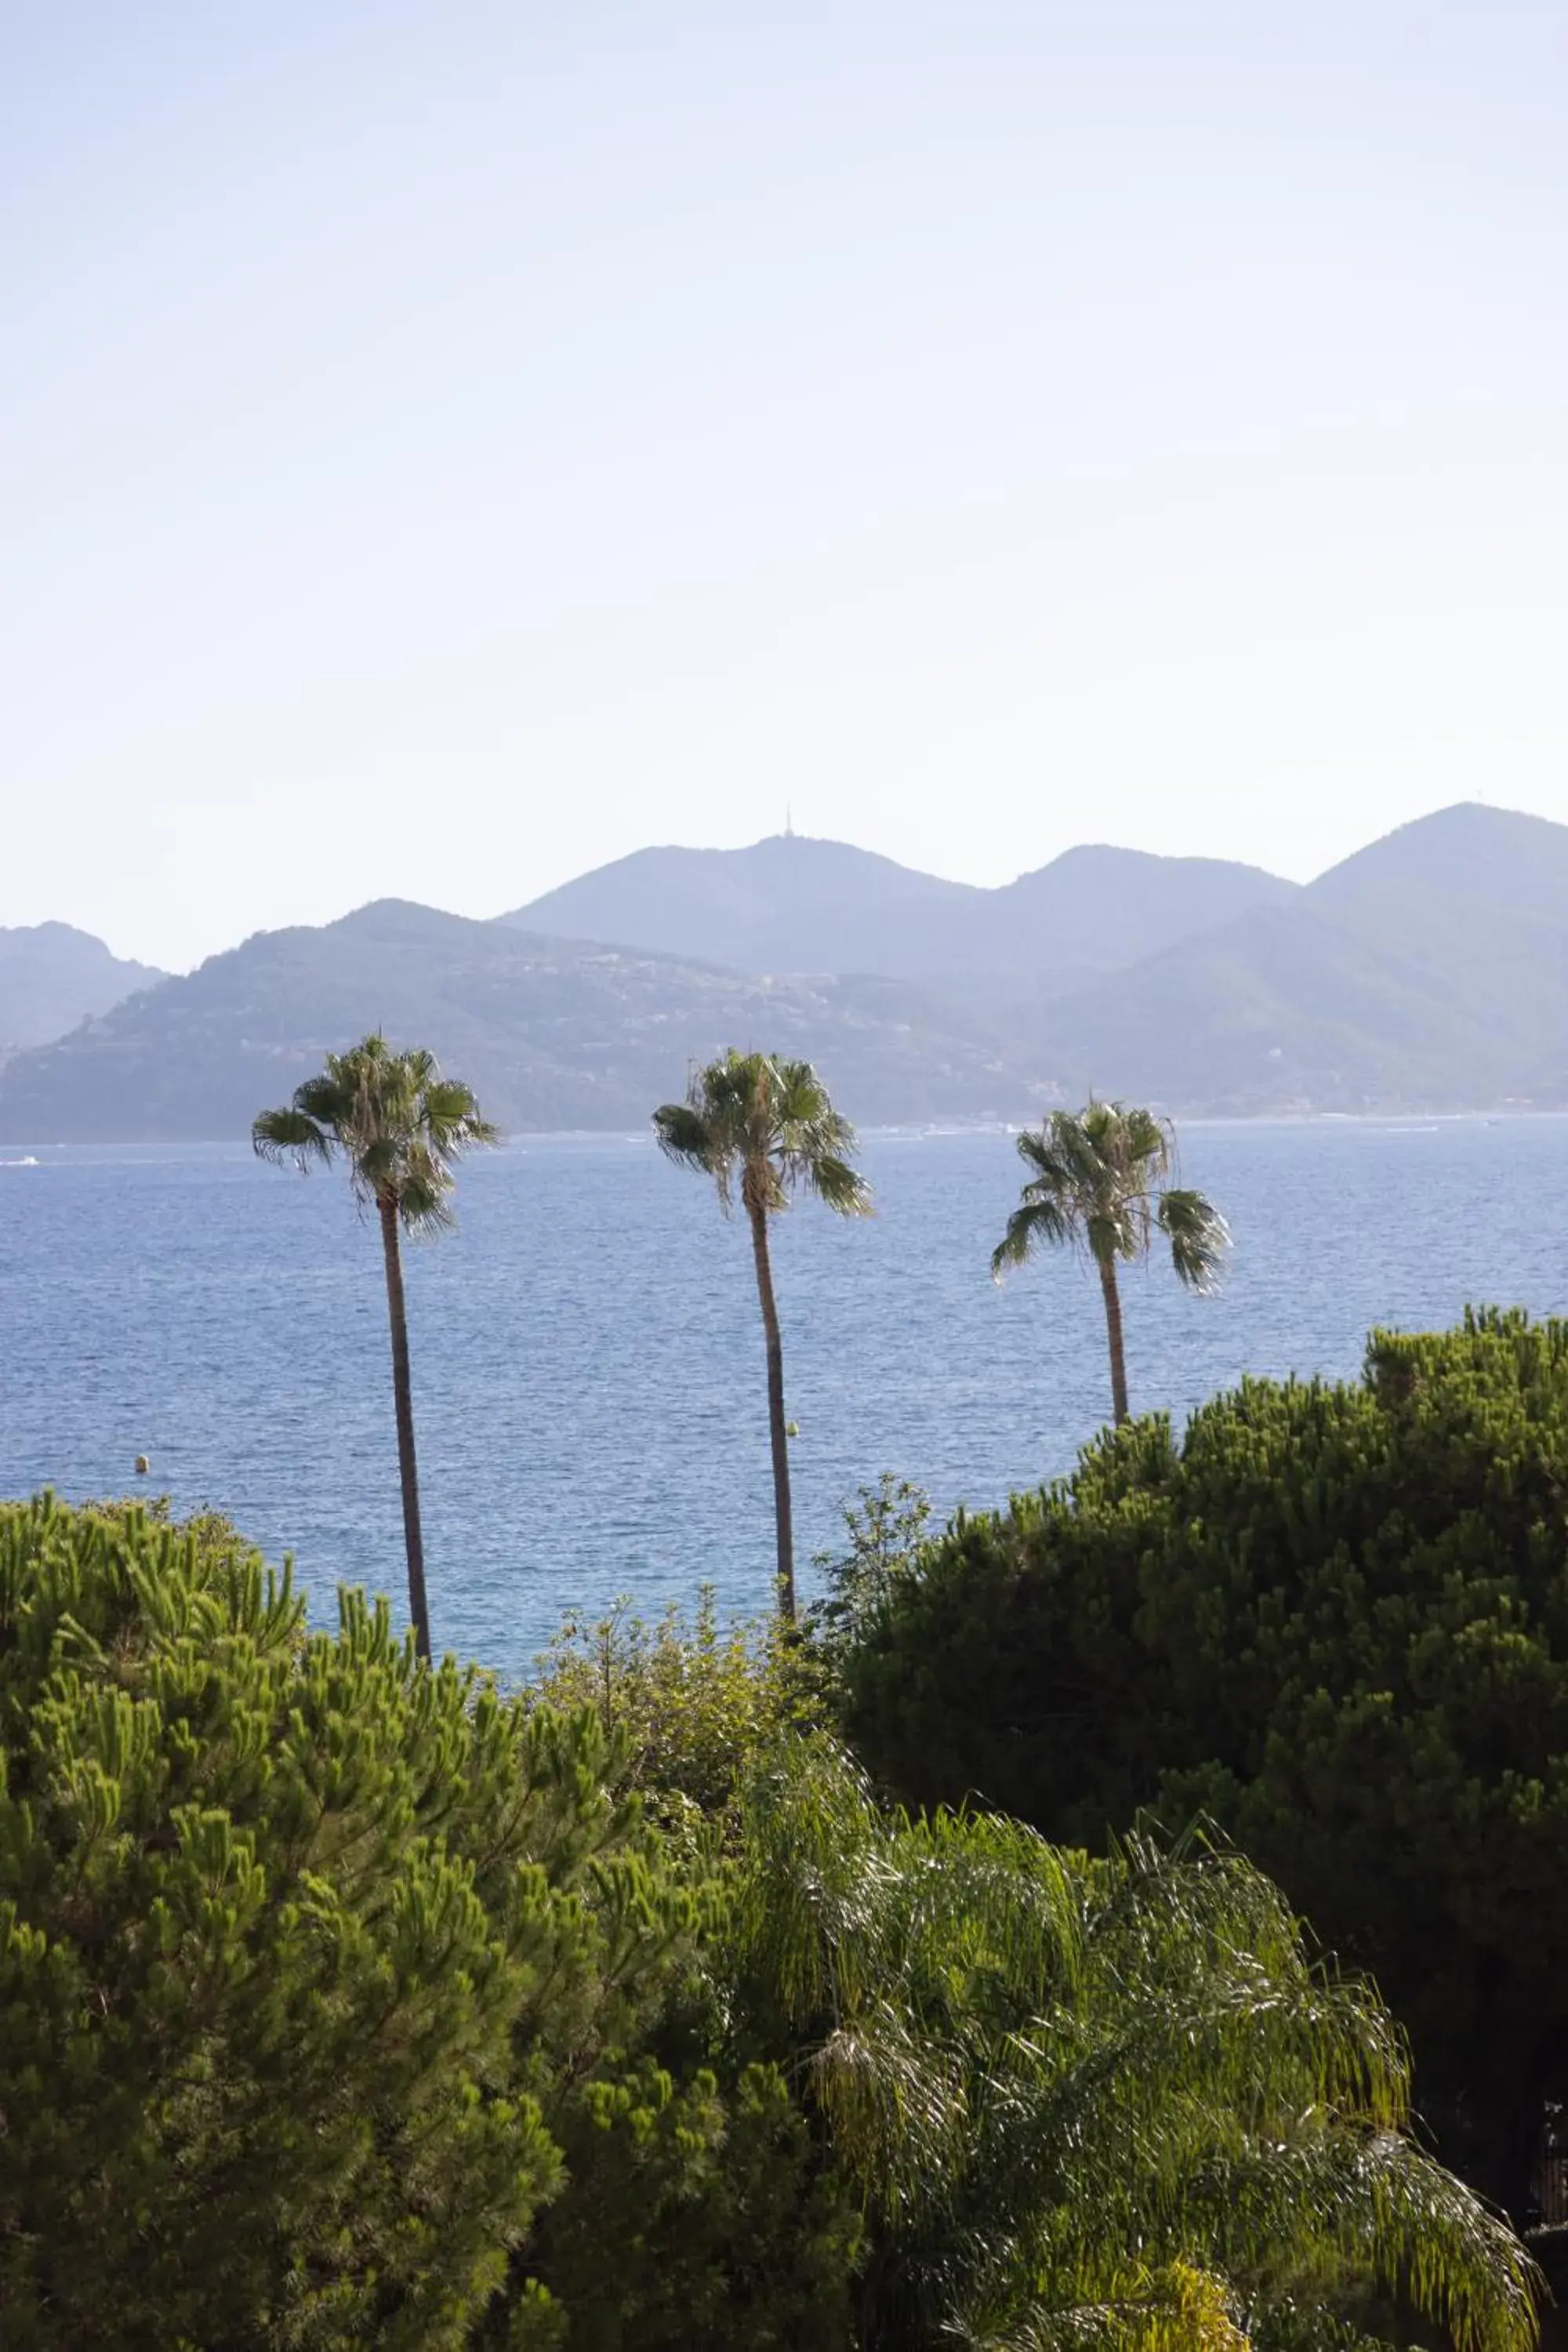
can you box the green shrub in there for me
[808,1474,932,1666]
[836,1308,1568,2220]
[0,1486,1541,2351]
[0,1494,693,2347]
[512,2053,858,2350]
[530,1585,826,1838]
[720,1737,1537,2352]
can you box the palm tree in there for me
[253,1034,497,1661]
[654,1050,871,1620]
[992,1099,1228,1428]
[729,1737,1539,2352]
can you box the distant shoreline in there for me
[3,1106,1562,1158]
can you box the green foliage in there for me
[653,1046,873,1223]
[252,1028,497,1231]
[0,1490,1540,2350]
[990,1099,1228,1288]
[722,1738,1537,2352]
[530,1588,825,1838]
[808,1474,933,1664]
[513,2054,858,2350]
[837,1308,1568,2218]
[0,1493,692,2347]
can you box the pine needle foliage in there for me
[837,1306,1568,2224]
[0,1493,689,2348]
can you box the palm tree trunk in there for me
[1097,1250,1131,1428]
[747,1199,796,1619]
[378,1194,433,1661]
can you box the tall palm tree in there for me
[729,1737,1538,2352]
[992,1099,1228,1428]
[654,1050,871,1620]
[253,1034,497,1661]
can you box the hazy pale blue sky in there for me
[5,2,1566,968]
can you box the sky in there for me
[4,3,1566,971]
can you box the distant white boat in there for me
[0,1156,39,1167]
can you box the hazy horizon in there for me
[7,4,1566,969]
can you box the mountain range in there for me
[2,802,1563,1139]
[504,833,1296,1001]
[0,903,1022,1141]
[0,923,164,1056]
[1044,803,1568,1111]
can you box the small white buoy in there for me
[785,1421,799,1439]
[134,1454,150,1476]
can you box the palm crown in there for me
[654,1049,870,1618]
[253,1033,496,1663]
[992,1099,1228,1289]
[653,1048,871,1221]
[993,1099,1229,1428]
[252,1033,498,1221]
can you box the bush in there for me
[0,1488,1541,2350]
[0,1494,793,2347]
[513,2053,858,2351]
[530,1585,826,1839]
[720,1737,1537,2352]
[807,1475,932,1670]
[836,1308,1568,2220]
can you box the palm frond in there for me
[397,1144,457,1236]
[251,1106,335,1172]
[955,2256,1248,2352]
[1185,2129,1540,2352]
[722,1743,1534,2352]
[292,1073,358,1131]
[1159,1190,1230,1293]
[419,1076,500,1155]
[996,1114,1112,1274]
[655,1047,868,1223]
[653,1096,733,1208]
[998,1105,1227,1290]
[1014,1123,1087,1198]
[804,1151,873,1217]
[1118,1104,1175,1183]
[252,1034,494,1222]
[992,1197,1076,1279]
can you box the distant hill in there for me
[1038,804,1568,1112]
[501,835,982,978]
[963,844,1299,989]
[0,922,164,1054]
[0,899,1038,1143]
[501,833,1297,994]
[8,804,1566,1138]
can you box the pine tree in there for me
[0,1494,677,2347]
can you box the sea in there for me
[2,1117,1563,1680]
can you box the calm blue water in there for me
[2,1119,1563,1677]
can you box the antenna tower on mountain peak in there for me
[784,804,794,839]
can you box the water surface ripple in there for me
[2,1119,1561,1675]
